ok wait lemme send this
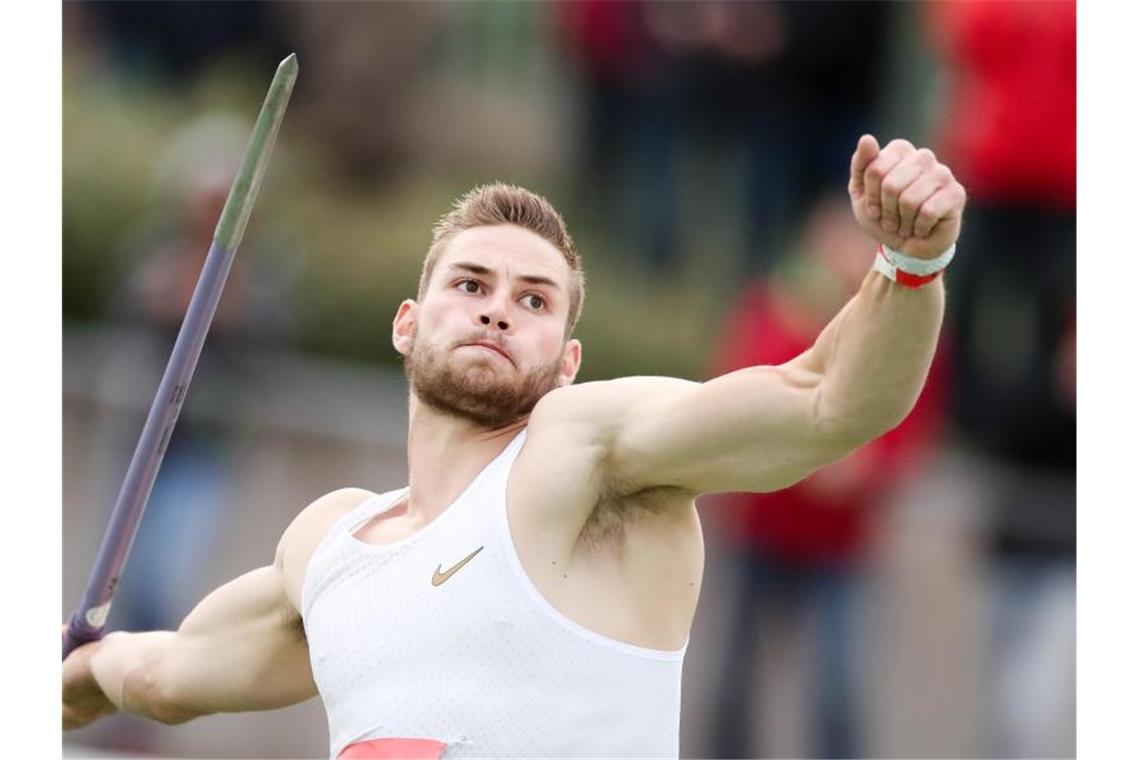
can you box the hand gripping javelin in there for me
[63,54,299,659]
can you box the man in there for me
[63,135,966,758]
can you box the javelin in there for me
[63,53,299,659]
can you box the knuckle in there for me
[887,138,915,155]
[900,186,923,208]
[916,147,936,163]
[926,194,948,214]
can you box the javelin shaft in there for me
[64,54,299,659]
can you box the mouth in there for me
[462,341,513,365]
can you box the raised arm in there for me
[603,136,964,495]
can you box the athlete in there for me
[63,135,966,758]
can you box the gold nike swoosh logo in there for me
[432,546,484,587]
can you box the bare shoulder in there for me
[527,376,700,495]
[530,376,697,435]
[276,487,377,610]
[512,378,703,551]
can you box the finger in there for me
[64,709,82,732]
[878,147,933,234]
[913,182,966,239]
[897,162,949,238]
[862,139,913,221]
[848,134,880,198]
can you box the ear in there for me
[392,299,418,356]
[557,339,583,387]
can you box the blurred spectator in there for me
[703,193,949,758]
[558,1,890,276]
[925,1,1076,756]
[277,1,447,184]
[557,0,684,271]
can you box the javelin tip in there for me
[213,54,299,250]
[278,53,299,76]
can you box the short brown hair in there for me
[417,183,585,336]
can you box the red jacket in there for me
[706,283,948,565]
[925,0,1076,211]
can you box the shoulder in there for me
[277,487,377,562]
[279,485,373,544]
[275,487,378,606]
[520,377,701,505]
[530,377,697,435]
[528,377,701,466]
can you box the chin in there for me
[452,355,510,381]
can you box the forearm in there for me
[86,568,313,726]
[603,135,961,496]
[807,269,944,440]
[88,630,198,724]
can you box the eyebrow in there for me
[447,261,562,291]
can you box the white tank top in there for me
[301,429,687,759]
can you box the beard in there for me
[404,333,564,428]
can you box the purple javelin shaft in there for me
[63,240,238,657]
[64,54,297,659]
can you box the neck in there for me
[404,393,527,522]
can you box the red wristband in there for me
[872,243,952,288]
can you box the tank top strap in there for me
[302,488,409,619]
[470,428,527,499]
[342,489,409,535]
[315,489,409,556]
[489,428,527,481]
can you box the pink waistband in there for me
[338,738,447,760]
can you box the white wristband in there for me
[880,243,957,276]
[872,243,956,288]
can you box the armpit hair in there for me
[575,473,686,552]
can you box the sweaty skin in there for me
[64,135,963,731]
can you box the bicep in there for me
[159,565,316,716]
[609,362,856,495]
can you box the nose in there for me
[479,312,510,331]
[478,294,511,331]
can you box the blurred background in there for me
[61,1,1075,758]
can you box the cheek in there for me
[418,300,465,337]
[527,327,566,366]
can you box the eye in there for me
[521,294,546,311]
[457,279,482,294]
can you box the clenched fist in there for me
[848,135,966,260]
[63,633,117,731]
